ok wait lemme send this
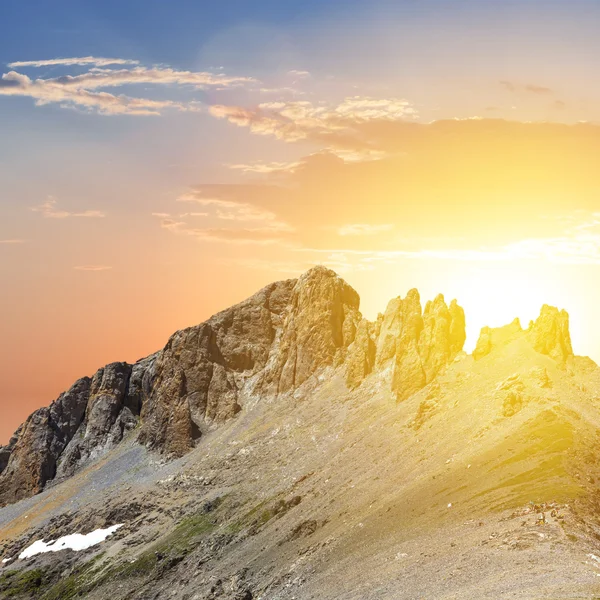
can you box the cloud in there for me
[48,66,254,90]
[338,223,394,236]
[209,96,418,156]
[0,60,255,116]
[228,160,302,175]
[74,265,113,271]
[0,239,26,244]
[155,190,295,245]
[159,219,291,245]
[0,71,201,116]
[154,120,600,271]
[8,57,139,68]
[501,81,555,95]
[288,70,311,78]
[177,192,290,226]
[30,197,105,219]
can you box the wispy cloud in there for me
[8,57,140,68]
[177,192,289,225]
[154,190,294,245]
[0,60,255,116]
[209,96,417,156]
[228,160,302,175]
[74,265,113,271]
[288,70,311,78]
[30,197,105,219]
[159,219,291,245]
[0,239,26,244]
[500,81,555,95]
[338,223,394,236]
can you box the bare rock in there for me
[529,305,573,363]
[259,266,361,394]
[0,377,91,506]
[383,290,466,401]
[139,278,295,456]
[496,374,527,417]
[473,318,523,361]
[529,366,552,388]
[56,362,134,478]
[345,318,377,389]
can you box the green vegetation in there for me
[0,569,47,598]
[41,553,106,600]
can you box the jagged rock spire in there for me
[529,305,573,363]
[473,305,574,364]
[346,289,467,399]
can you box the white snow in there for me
[18,524,123,560]
[2,558,13,564]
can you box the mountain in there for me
[2,266,600,599]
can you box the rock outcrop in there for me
[344,290,467,399]
[0,377,91,505]
[138,278,295,457]
[0,266,467,505]
[473,318,523,361]
[258,267,361,395]
[473,306,574,366]
[529,305,573,363]
[345,319,378,389]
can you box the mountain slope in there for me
[2,267,600,599]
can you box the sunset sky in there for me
[3,0,600,442]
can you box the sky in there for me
[2,0,600,442]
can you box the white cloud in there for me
[228,160,302,175]
[8,57,140,68]
[209,96,418,152]
[288,70,311,78]
[0,60,255,116]
[30,197,105,219]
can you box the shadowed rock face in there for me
[0,377,91,505]
[138,278,296,457]
[1,267,578,508]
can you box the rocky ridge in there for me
[0,266,575,508]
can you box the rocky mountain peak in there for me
[4,268,583,510]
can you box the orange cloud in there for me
[30,197,105,219]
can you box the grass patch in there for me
[0,569,48,598]
[40,553,106,600]
[106,511,218,582]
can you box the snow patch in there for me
[19,524,123,560]
[2,558,13,564]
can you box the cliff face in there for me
[2,266,575,508]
